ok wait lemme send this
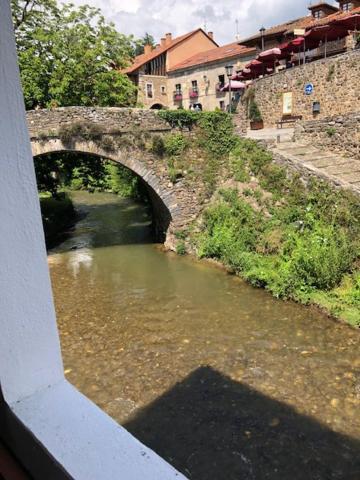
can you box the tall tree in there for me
[12,0,138,109]
[135,32,156,56]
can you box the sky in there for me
[71,0,339,45]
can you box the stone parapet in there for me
[27,107,171,138]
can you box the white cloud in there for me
[70,0,339,44]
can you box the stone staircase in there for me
[272,140,360,195]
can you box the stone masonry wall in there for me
[294,112,360,160]
[253,49,360,128]
[137,75,169,109]
[27,107,172,138]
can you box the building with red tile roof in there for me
[240,1,360,52]
[124,29,218,109]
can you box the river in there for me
[48,191,360,480]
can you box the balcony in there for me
[189,87,199,99]
[173,91,183,102]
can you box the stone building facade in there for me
[251,49,360,127]
[167,44,255,111]
[124,29,218,109]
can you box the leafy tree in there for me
[12,0,138,109]
[135,32,156,56]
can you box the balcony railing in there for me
[189,87,199,98]
[173,91,183,101]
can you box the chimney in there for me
[161,37,166,48]
[155,43,160,50]
[208,31,214,40]
[165,33,172,45]
[144,44,153,55]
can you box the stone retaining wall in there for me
[294,112,360,160]
[252,49,360,128]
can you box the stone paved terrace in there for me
[273,140,360,195]
[245,127,360,195]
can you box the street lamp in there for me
[259,26,266,51]
[225,64,234,113]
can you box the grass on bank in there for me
[158,111,360,326]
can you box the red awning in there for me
[257,47,282,62]
[221,80,246,92]
[245,59,262,69]
[330,13,360,31]
[304,24,348,44]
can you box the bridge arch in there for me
[27,107,201,246]
[31,139,176,241]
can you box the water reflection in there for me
[48,192,360,480]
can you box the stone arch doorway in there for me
[150,103,165,110]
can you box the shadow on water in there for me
[125,366,360,480]
[51,193,156,253]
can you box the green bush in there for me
[282,223,355,293]
[197,112,238,159]
[158,110,199,129]
[249,100,262,122]
[230,138,272,176]
[326,127,336,137]
[176,241,187,255]
[164,133,188,156]
[151,135,165,156]
[104,163,140,198]
[259,164,287,195]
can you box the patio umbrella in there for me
[257,47,282,72]
[221,80,246,92]
[331,13,360,31]
[257,47,282,62]
[245,59,262,69]
[304,24,349,57]
[279,37,305,63]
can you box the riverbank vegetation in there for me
[158,111,360,326]
[35,153,143,200]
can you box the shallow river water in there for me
[48,191,360,480]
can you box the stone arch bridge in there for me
[27,107,201,243]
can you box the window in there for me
[175,83,182,94]
[219,101,225,111]
[146,83,153,98]
[161,85,166,94]
[313,10,322,19]
[342,2,351,11]
[218,74,225,86]
[191,80,199,96]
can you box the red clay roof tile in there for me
[168,42,256,72]
[123,29,218,74]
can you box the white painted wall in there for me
[0,0,64,405]
[0,2,187,477]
